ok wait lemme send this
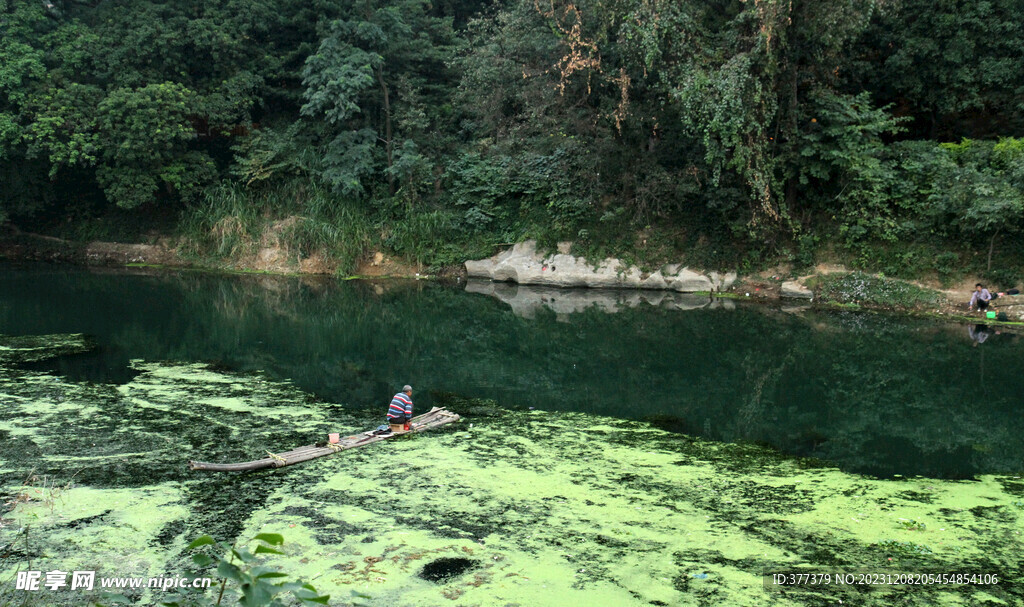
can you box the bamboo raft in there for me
[189,407,460,472]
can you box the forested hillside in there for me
[2,0,1023,278]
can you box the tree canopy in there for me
[2,0,1023,274]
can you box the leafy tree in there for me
[928,139,1024,270]
[796,90,907,244]
[2,0,1024,274]
[300,0,455,202]
[847,0,1024,139]
[0,0,336,221]
[0,1,59,220]
[93,82,216,208]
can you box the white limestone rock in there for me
[780,281,814,299]
[464,240,733,293]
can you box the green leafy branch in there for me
[160,533,330,607]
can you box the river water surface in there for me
[1,264,1021,606]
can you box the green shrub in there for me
[932,252,960,284]
[95,534,330,607]
[984,268,1019,290]
[166,533,329,607]
[815,272,940,308]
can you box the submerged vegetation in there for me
[2,1,1024,277]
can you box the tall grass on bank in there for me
[384,209,473,268]
[180,181,265,258]
[180,181,373,274]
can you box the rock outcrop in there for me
[465,241,736,292]
[780,281,814,299]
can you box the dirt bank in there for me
[0,229,426,278]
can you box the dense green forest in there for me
[2,0,1023,278]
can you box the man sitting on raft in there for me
[387,385,414,433]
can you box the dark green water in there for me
[1,263,1021,479]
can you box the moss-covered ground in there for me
[1,334,1021,606]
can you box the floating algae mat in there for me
[238,414,1024,606]
[0,333,92,366]
[2,334,1022,605]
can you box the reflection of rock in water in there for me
[419,557,478,583]
[781,305,811,315]
[465,280,733,318]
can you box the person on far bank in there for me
[968,283,995,312]
[387,385,414,433]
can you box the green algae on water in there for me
[1,333,1022,606]
[236,412,1023,606]
[1,343,365,605]
[0,333,91,366]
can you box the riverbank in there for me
[3,230,1023,324]
[0,228,435,279]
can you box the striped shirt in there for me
[387,392,413,422]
